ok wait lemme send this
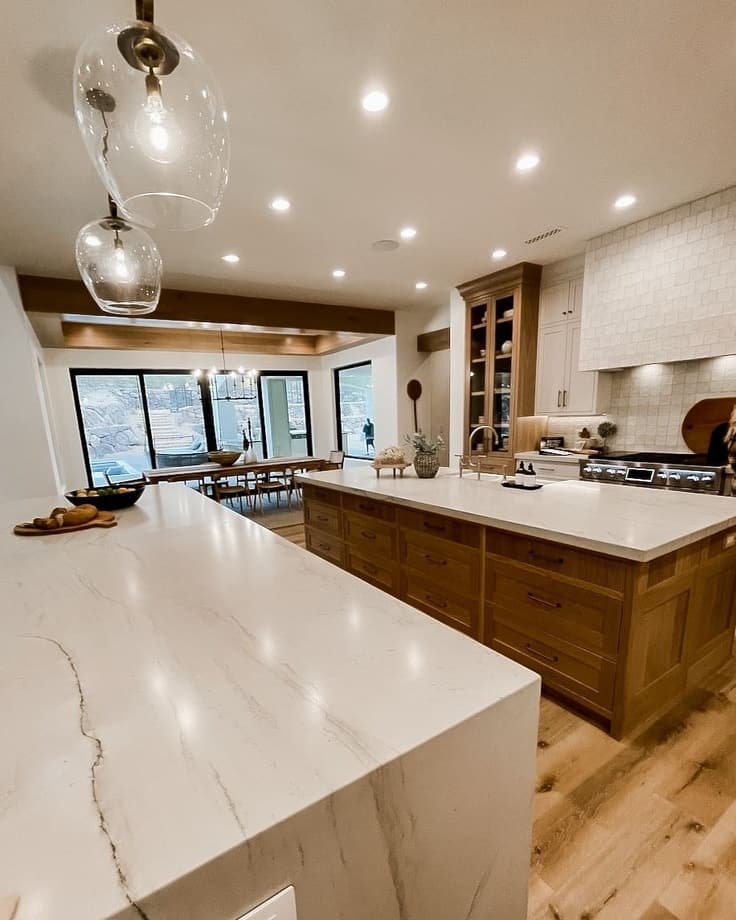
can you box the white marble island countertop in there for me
[299,466,736,562]
[0,484,539,920]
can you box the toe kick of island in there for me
[303,482,736,738]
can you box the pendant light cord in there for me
[136,0,154,23]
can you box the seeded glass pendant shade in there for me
[75,205,162,315]
[72,17,230,230]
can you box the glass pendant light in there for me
[75,198,162,315]
[72,0,230,231]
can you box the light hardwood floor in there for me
[272,521,736,919]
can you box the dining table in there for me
[143,455,326,487]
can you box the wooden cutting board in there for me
[681,397,736,455]
[14,511,117,536]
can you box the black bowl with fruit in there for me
[66,482,146,511]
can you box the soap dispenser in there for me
[524,463,537,488]
[515,461,526,486]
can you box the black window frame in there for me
[70,368,314,487]
[333,360,373,459]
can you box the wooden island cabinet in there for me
[303,481,736,739]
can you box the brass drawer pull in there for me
[529,549,564,566]
[363,562,378,575]
[525,643,559,664]
[527,592,561,609]
[316,514,329,523]
[425,593,447,609]
[360,530,376,540]
[423,521,446,533]
[318,542,331,552]
[423,553,447,566]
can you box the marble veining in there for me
[300,467,736,561]
[0,484,538,920]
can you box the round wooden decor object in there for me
[406,379,422,401]
[681,396,736,455]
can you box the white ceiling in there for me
[2,0,736,313]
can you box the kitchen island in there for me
[0,484,539,920]
[300,467,736,738]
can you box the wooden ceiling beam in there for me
[417,327,450,352]
[61,323,320,355]
[19,275,395,336]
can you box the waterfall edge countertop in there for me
[297,466,736,561]
[0,484,539,920]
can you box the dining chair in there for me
[254,471,285,512]
[213,477,250,513]
[328,450,345,468]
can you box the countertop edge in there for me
[296,473,736,562]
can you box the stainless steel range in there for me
[578,452,727,494]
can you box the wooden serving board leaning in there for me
[14,511,117,536]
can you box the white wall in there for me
[582,185,736,370]
[449,288,466,463]
[0,268,61,500]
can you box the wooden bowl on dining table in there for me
[207,450,242,466]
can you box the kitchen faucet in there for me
[457,425,500,479]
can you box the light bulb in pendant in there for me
[134,72,185,165]
[113,237,132,281]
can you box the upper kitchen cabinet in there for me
[536,274,610,416]
[458,262,541,471]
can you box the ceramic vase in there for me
[413,451,440,479]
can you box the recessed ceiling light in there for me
[221,253,239,263]
[491,248,507,260]
[400,226,417,240]
[614,193,637,209]
[332,269,346,279]
[269,196,291,212]
[361,90,389,113]
[516,152,541,172]
[415,281,428,290]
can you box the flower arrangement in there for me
[405,431,444,454]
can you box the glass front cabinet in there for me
[458,262,542,473]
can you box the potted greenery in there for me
[597,420,618,453]
[405,432,444,479]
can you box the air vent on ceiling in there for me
[524,226,566,245]
[372,239,400,252]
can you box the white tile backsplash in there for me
[606,355,736,451]
[580,186,736,370]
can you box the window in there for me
[334,362,374,459]
[71,368,314,486]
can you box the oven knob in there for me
[686,474,701,483]
[668,472,681,482]
[605,468,617,478]
[701,475,715,488]
[582,465,593,475]
[656,471,668,480]
[591,466,603,478]
[616,468,626,478]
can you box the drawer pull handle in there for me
[527,592,561,609]
[423,521,446,533]
[425,593,447,609]
[529,550,564,566]
[363,562,378,575]
[360,530,376,540]
[424,553,447,566]
[318,542,331,551]
[316,514,329,522]
[525,643,559,664]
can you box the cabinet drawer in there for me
[490,619,615,714]
[402,530,480,593]
[344,512,397,560]
[347,551,398,594]
[399,507,481,548]
[487,529,626,593]
[402,572,479,636]
[304,500,342,537]
[343,493,396,522]
[529,461,577,481]
[487,562,622,657]
[302,484,342,508]
[305,529,344,566]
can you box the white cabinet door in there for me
[538,282,570,326]
[567,277,583,323]
[562,323,597,413]
[536,325,567,414]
